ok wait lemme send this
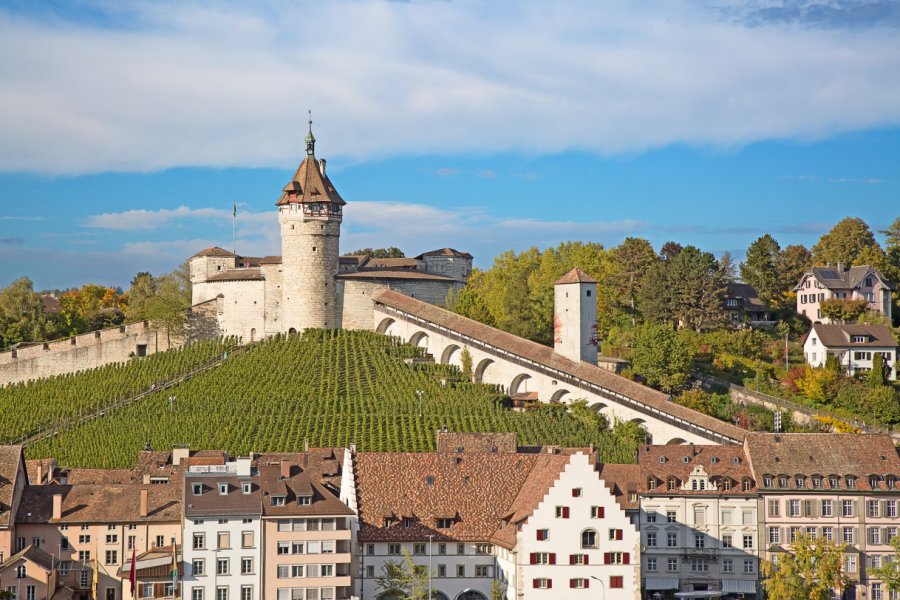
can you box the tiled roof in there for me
[258,462,353,518]
[415,248,473,259]
[183,475,262,517]
[598,463,641,511]
[338,269,455,282]
[17,482,181,524]
[0,544,56,572]
[810,324,897,348]
[554,268,597,285]
[364,258,420,269]
[373,289,745,442]
[797,265,893,292]
[275,156,345,206]
[192,247,235,258]
[744,433,900,490]
[726,283,770,313]
[25,458,56,485]
[355,452,539,543]
[0,446,23,528]
[639,444,756,495]
[255,448,345,488]
[41,294,62,314]
[206,268,264,282]
[64,468,135,485]
[435,432,518,454]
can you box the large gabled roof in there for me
[0,445,23,528]
[795,265,893,292]
[810,323,897,348]
[276,156,345,207]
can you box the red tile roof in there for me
[554,267,597,285]
[638,444,756,495]
[276,157,345,206]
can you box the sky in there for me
[1,0,899,290]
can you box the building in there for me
[794,265,893,324]
[0,446,27,563]
[256,450,355,600]
[724,283,772,327]
[181,456,262,600]
[189,122,472,342]
[744,433,900,600]
[0,545,59,600]
[803,323,898,380]
[637,444,760,599]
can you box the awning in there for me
[674,592,724,599]
[722,580,758,594]
[646,578,680,590]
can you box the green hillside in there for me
[23,329,641,467]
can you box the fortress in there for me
[190,121,473,340]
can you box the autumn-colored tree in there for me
[0,277,55,350]
[374,549,434,600]
[813,217,884,266]
[630,324,695,393]
[871,535,900,594]
[761,533,847,600]
[820,298,869,323]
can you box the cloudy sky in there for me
[1,0,899,289]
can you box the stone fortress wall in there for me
[0,321,177,386]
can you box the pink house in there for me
[794,265,893,324]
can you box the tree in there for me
[668,246,728,331]
[374,550,433,600]
[0,277,53,350]
[610,237,657,324]
[659,241,683,261]
[812,217,883,266]
[349,247,405,258]
[638,260,675,327]
[718,251,737,284]
[870,352,887,387]
[740,234,781,307]
[871,534,900,593]
[124,264,192,345]
[820,298,869,323]
[761,533,847,600]
[776,244,812,308]
[460,347,473,380]
[630,324,695,393]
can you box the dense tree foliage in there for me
[812,217,886,268]
[348,247,406,258]
[610,237,657,325]
[761,534,847,600]
[630,324,694,393]
[819,298,869,323]
[640,246,727,331]
[0,278,55,350]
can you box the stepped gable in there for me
[597,463,641,510]
[490,453,571,549]
[372,289,745,442]
[275,155,345,206]
[436,432,518,454]
[0,446,23,527]
[192,246,235,258]
[639,444,755,495]
[744,433,900,491]
[355,452,539,543]
[415,248,473,259]
[554,267,597,285]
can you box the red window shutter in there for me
[549,553,556,565]
[616,529,623,540]
[583,554,589,565]
[530,552,537,565]
[570,579,576,589]
[585,578,590,589]
[624,552,630,564]
[604,552,611,564]
[599,507,605,518]
[547,579,552,589]
[563,507,570,519]
[569,554,575,565]
[533,579,540,589]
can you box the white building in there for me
[804,323,898,380]
[182,458,262,600]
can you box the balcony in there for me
[682,548,719,559]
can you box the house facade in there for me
[803,324,898,380]
[724,283,772,327]
[794,265,893,324]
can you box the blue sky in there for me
[1,1,899,290]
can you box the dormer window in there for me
[795,477,806,488]
[722,478,732,491]
[763,476,772,488]
[732,457,741,464]
[846,477,857,489]
[727,299,738,307]
[830,477,839,489]
[659,456,667,464]
[192,483,203,496]
[218,483,228,495]
[298,495,312,506]
[742,479,752,492]
[851,336,868,343]
[271,495,286,507]
[779,477,787,488]
[812,477,822,489]
[242,483,251,495]
[437,518,453,529]
[871,477,880,489]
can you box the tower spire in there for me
[305,110,316,156]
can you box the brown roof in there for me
[206,268,264,282]
[258,462,353,518]
[0,446,23,528]
[639,444,756,495]
[799,265,893,292]
[363,258,420,269]
[726,283,770,313]
[17,482,181,524]
[598,463,641,511]
[435,432,518,454]
[373,289,745,443]
[554,267,597,285]
[25,458,56,485]
[338,269,455,282]
[0,544,56,573]
[275,156,345,207]
[356,452,540,543]
[255,449,344,488]
[41,294,62,314]
[64,468,135,485]
[744,433,900,490]
[192,247,235,258]
[490,454,570,549]
[415,248,473,259]
[810,324,897,348]
[183,474,262,517]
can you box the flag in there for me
[233,202,237,218]
[91,547,99,600]
[129,546,136,597]
[170,544,179,591]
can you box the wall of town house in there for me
[375,310,715,446]
[0,555,54,600]
[0,321,177,387]
[510,453,640,600]
[357,540,495,600]
[182,513,262,600]
[803,334,898,380]
[14,521,181,600]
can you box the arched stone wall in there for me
[376,317,395,334]
[509,373,532,395]
[474,358,494,383]
[550,389,571,403]
[440,344,461,366]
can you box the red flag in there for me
[129,545,136,597]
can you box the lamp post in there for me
[590,575,607,600]
[428,534,434,600]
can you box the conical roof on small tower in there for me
[276,116,345,207]
[554,267,597,285]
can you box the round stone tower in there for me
[277,118,344,331]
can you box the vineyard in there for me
[0,337,239,445]
[24,330,642,468]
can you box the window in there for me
[847,477,857,489]
[888,501,898,517]
[413,543,426,555]
[105,550,118,565]
[846,555,858,573]
[240,587,252,600]
[79,551,91,562]
[870,528,882,545]
[722,534,732,548]
[277,565,289,579]
[571,553,588,565]
[591,506,605,519]
[298,495,311,506]
[532,579,551,589]
[106,534,118,544]
[436,518,453,529]
[874,583,884,600]
[241,558,252,574]
[536,529,549,541]
[813,477,822,488]
[821,500,833,517]
[668,478,678,491]
[807,527,817,540]
[530,553,554,565]
[723,559,733,572]
[555,506,570,519]
[79,534,91,544]
[217,558,229,575]
[608,528,623,541]
[292,565,304,578]
[823,527,834,542]
[764,476,772,488]
[647,557,657,571]
[869,500,881,518]
[277,542,289,555]
[16,565,26,579]
[192,483,203,495]
[218,483,228,495]
[457,564,465,577]
[769,500,780,517]
[744,559,755,573]
[271,495,286,506]
[457,543,465,554]
[789,500,801,516]
[436,564,445,578]
[779,477,788,488]
[647,511,657,523]
[475,565,489,577]
[438,543,446,555]
[796,477,806,488]
[155,535,164,548]
[790,527,800,543]
[843,527,855,544]
[691,558,710,572]
[668,558,678,572]
[572,488,582,497]
[769,527,781,544]
[843,500,854,517]
[667,533,678,547]
[581,530,598,548]
[667,510,676,523]
[388,544,401,556]
[610,576,624,589]
[646,533,657,547]
[743,534,753,549]
[743,478,752,491]
[217,532,230,549]
[889,528,898,543]
[694,534,705,549]
[192,559,205,576]
[105,589,116,600]
[570,578,588,589]
[242,531,253,548]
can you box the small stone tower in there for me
[277,117,345,331]
[553,268,599,364]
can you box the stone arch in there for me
[409,331,429,350]
[509,373,532,396]
[376,317,395,334]
[474,358,494,383]
[440,344,461,365]
[589,402,607,413]
[249,328,256,343]
[550,389,571,404]
[630,418,646,426]
[667,437,688,445]
[456,591,488,600]
[288,327,298,335]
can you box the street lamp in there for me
[590,575,607,600]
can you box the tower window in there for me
[312,246,317,252]
[586,290,591,297]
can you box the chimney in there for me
[140,488,149,518]
[302,454,309,469]
[172,447,190,466]
[37,464,43,485]
[837,261,845,272]
[280,460,291,480]
[52,494,62,520]
[319,159,326,175]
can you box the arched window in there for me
[667,477,678,491]
[581,529,598,549]
[647,476,657,490]
[16,564,25,578]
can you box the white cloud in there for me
[1,1,899,174]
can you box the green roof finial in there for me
[305,110,316,156]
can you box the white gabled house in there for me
[804,324,898,380]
